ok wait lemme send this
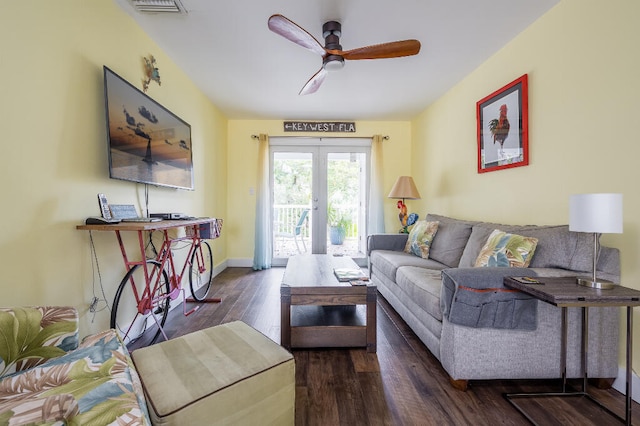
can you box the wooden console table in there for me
[76,217,222,285]
[504,276,640,425]
[77,217,222,276]
[77,217,222,234]
[77,218,223,343]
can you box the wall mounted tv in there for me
[103,66,194,190]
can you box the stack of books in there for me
[333,268,369,285]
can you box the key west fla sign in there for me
[283,121,356,133]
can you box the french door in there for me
[271,138,370,266]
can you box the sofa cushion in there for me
[370,250,448,282]
[426,214,476,267]
[0,329,151,425]
[474,229,538,268]
[459,222,596,272]
[404,220,439,259]
[0,393,79,425]
[396,266,443,321]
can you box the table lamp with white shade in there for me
[569,193,623,289]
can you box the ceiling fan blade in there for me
[268,14,326,56]
[334,39,421,60]
[299,68,328,96]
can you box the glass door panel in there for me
[271,139,369,266]
[272,151,313,261]
[327,151,366,259]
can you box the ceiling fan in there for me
[267,14,421,95]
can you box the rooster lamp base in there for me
[396,200,418,233]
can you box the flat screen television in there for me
[103,66,194,190]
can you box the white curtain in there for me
[252,134,272,270]
[368,135,385,234]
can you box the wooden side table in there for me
[504,276,640,426]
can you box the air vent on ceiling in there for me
[131,0,187,14]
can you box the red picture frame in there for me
[476,74,529,173]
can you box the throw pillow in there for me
[404,220,439,259]
[0,307,78,379]
[0,329,151,425]
[474,229,538,268]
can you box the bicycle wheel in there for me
[189,240,213,301]
[111,260,170,345]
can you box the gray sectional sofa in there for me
[368,213,620,390]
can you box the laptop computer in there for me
[109,204,162,222]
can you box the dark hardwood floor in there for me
[129,267,640,425]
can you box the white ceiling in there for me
[114,0,559,121]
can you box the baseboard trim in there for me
[225,257,365,268]
[226,258,253,268]
[612,366,640,403]
[212,260,228,276]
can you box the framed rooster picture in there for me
[476,74,529,173]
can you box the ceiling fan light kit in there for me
[323,57,345,72]
[322,21,345,72]
[268,14,420,95]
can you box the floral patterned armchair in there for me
[0,306,150,425]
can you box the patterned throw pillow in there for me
[474,229,538,267]
[404,220,439,259]
[0,329,151,425]
[0,307,78,379]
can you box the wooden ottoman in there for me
[131,321,295,425]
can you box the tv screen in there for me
[103,66,194,190]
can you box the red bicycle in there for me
[108,219,221,344]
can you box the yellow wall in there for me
[0,1,227,337]
[226,120,412,261]
[3,0,639,377]
[412,0,640,367]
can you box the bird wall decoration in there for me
[142,55,161,92]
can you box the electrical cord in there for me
[88,231,110,322]
[146,230,159,259]
[144,184,150,218]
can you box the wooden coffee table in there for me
[280,254,376,352]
